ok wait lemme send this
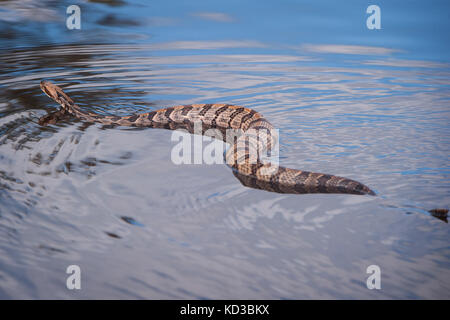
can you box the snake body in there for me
[40,80,375,196]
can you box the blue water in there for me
[0,0,449,299]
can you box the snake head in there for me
[40,80,74,107]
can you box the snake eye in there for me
[40,81,53,98]
[42,87,52,98]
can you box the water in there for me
[0,0,449,299]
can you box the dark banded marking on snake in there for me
[227,107,246,128]
[126,114,139,123]
[146,111,157,122]
[181,105,193,116]
[239,110,257,130]
[211,105,230,128]
[39,80,375,196]
[199,104,213,116]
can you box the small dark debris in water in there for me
[119,151,133,160]
[121,216,144,227]
[80,157,97,167]
[429,208,448,223]
[105,232,121,239]
[38,244,66,254]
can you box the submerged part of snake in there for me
[40,80,377,196]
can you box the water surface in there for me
[0,0,449,299]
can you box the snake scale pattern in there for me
[40,80,375,196]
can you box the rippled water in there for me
[0,0,449,299]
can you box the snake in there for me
[39,80,376,196]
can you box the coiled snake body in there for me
[40,80,375,196]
